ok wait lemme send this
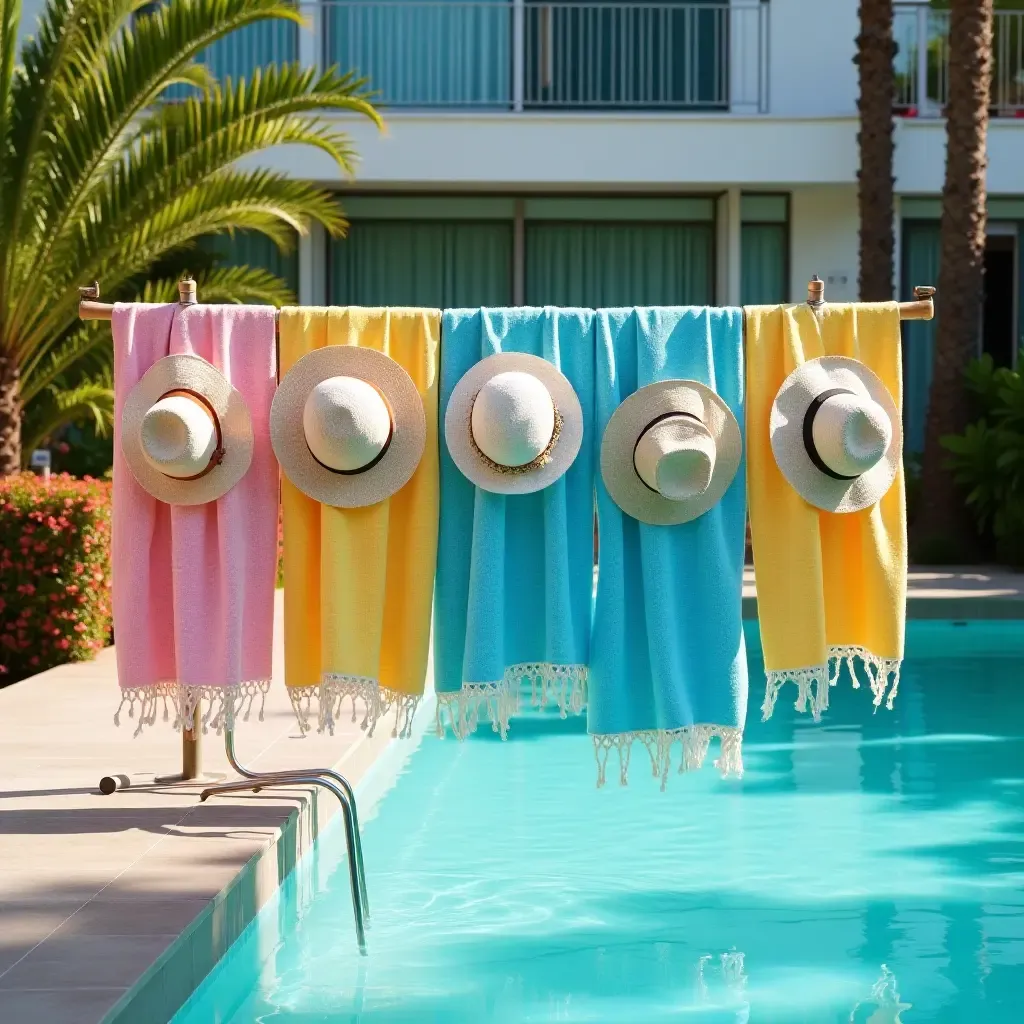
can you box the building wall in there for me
[767,0,859,118]
[789,186,859,303]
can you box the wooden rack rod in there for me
[76,278,937,322]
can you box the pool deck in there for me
[0,567,1021,1024]
[743,565,1024,620]
[0,591,397,1024]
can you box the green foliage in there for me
[0,0,381,467]
[0,472,112,682]
[941,353,1024,566]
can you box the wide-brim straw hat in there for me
[445,351,584,495]
[270,346,426,508]
[600,379,742,526]
[770,355,901,514]
[121,354,253,506]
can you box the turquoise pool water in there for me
[177,623,1024,1023]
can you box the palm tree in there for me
[0,0,381,474]
[917,0,994,552]
[855,0,896,301]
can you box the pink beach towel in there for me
[111,303,278,734]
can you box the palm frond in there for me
[8,0,307,314]
[19,324,112,403]
[44,65,371,290]
[141,264,296,307]
[22,169,342,353]
[0,0,21,221]
[20,373,115,458]
[1,0,141,303]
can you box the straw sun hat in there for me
[770,355,901,514]
[270,346,426,508]
[444,352,584,495]
[121,354,253,506]
[600,380,742,526]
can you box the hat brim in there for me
[445,352,584,495]
[271,346,426,508]
[121,354,253,506]
[600,380,742,526]
[770,355,902,514]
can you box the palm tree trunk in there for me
[918,0,994,553]
[0,353,21,476]
[856,0,896,301]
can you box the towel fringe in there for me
[828,645,903,710]
[319,675,419,741]
[435,679,520,740]
[319,673,379,735]
[113,680,271,737]
[379,690,422,740]
[435,662,587,740]
[512,662,588,717]
[287,685,319,734]
[592,726,743,790]
[762,646,902,721]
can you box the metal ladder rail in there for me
[200,768,367,954]
[214,730,369,918]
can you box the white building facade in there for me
[19,0,1024,453]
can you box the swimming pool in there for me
[176,622,1024,1023]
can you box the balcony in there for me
[895,4,1024,117]
[189,1,769,113]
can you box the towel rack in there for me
[806,274,935,319]
[77,277,937,322]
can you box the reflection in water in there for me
[850,965,912,1023]
[179,650,1024,1023]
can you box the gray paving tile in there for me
[0,935,176,991]
[0,987,126,1024]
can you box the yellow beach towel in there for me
[280,307,440,737]
[745,303,907,720]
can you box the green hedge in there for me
[0,473,112,683]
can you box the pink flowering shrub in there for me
[0,473,112,683]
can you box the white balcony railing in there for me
[187,1,769,113]
[895,5,1024,117]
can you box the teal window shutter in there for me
[324,1,511,107]
[524,222,715,307]
[329,220,513,307]
[740,223,788,305]
[901,220,940,455]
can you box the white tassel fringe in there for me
[434,662,588,740]
[516,662,588,716]
[592,725,744,790]
[113,680,271,738]
[319,674,421,739]
[761,645,902,722]
[435,679,520,740]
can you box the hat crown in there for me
[140,394,217,479]
[302,376,392,473]
[634,415,716,501]
[811,392,892,478]
[471,370,555,468]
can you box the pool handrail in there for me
[199,752,367,953]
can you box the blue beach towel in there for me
[435,307,596,737]
[589,307,748,788]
